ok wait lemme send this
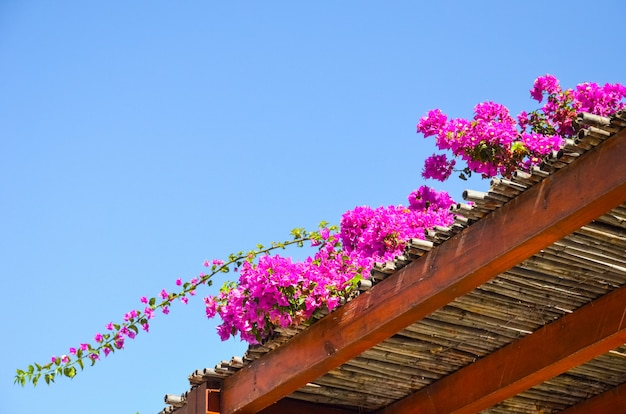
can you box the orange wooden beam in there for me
[258,398,358,414]
[375,283,626,414]
[220,129,626,414]
[559,381,626,414]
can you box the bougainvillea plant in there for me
[418,74,626,181]
[15,75,625,387]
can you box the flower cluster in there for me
[341,186,455,263]
[205,186,455,343]
[418,75,626,181]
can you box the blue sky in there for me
[2,1,624,413]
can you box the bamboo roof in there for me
[159,111,626,414]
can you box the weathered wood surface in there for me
[376,284,626,414]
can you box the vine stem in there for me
[15,230,320,386]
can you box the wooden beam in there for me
[258,398,358,414]
[375,283,626,413]
[559,381,626,414]
[220,129,626,414]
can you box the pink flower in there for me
[114,336,124,349]
[160,289,168,300]
[69,347,77,355]
[142,323,150,332]
[320,228,330,240]
[181,296,188,305]
[162,306,170,315]
[51,356,57,364]
[416,109,448,137]
[103,347,111,357]
[144,307,155,320]
[94,333,104,343]
[61,355,70,363]
[531,74,560,102]
[422,154,456,181]
[140,296,148,304]
[105,322,114,331]
[175,278,182,286]
[203,260,210,267]
[80,343,89,351]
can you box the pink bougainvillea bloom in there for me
[144,306,155,320]
[51,356,57,364]
[105,322,114,331]
[69,347,77,355]
[530,74,560,102]
[422,154,456,181]
[140,296,148,304]
[89,353,99,361]
[122,309,138,322]
[203,260,210,267]
[320,227,330,240]
[103,347,111,357]
[61,355,70,363]
[212,259,224,266]
[181,296,189,305]
[175,278,182,286]
[94,333,104,343]
[80,343,89,351]
[142,323,150,332]
[162,306,170,315]
[416,109,448,137]
[160,289,168,300]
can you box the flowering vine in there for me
[205,186,455,344]
[14,229,320,386]
[16,75,625,387]
[418,75,626,181]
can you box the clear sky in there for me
[2,1,624,413]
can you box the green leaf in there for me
[149,297,156,306]
[64,366,76,378]
[77,358,84,370]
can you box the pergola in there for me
[160,112,626,414]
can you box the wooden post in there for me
[206,388,220,414]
